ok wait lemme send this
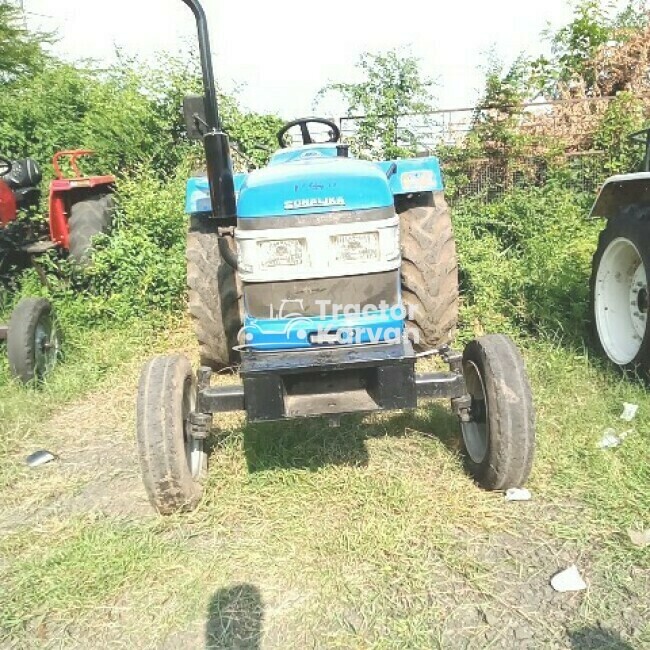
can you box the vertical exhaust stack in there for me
[181,0,237,221]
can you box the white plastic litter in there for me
[628,528,650,548]
[25,450,56,468]
[505,488,532,502]
[598,429,623,449]
[551,565,587,593]
[620,403,639,422]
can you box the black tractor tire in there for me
[7,297,60,384]
[187,215,243,370]
[68,192,115,263]
[459,334,535,491]
[136,355,207,515]
[398,191,459,351]
[590,208,650,376]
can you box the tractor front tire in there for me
[187,215,243,370]
[590,208,650,375]
[7,297,61,384]
[68,192,115,264]
[136,355,207,515]
[398,191,459,351]
[459,335,535,490]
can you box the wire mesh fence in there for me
[338,97,633,203]
[441,150,610,203]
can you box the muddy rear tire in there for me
[136,355,207,515]
[68,192,115,263]
[187,215,243,370]
[398,191,459,350]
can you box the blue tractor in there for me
[135,0,536,514]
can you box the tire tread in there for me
[136,355,203,514]
[399,192,459,349]
[462,334,535,490]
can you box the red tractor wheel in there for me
[68,192,115,263]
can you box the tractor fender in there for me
[375,157,444,196]
[590,172,650,219]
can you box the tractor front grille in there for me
[244,270,400,319]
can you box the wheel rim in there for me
[34,314,60,379]
[595,237,648,365]
[461,360,489,464]
[182,377,203,479]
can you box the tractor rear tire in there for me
[7,297,61,384]
[398,191,459,351]
[187,215,243,370]
[590,208,650,375]
[68,192,115,264]
[136,355,207,514]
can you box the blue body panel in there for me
[184,142,444,353]
[242,311,405,350]
[376,157,444,194]
[185,144,445,215]
[268,143,340,165]
[237,157,393,218]
[185,174,247,215]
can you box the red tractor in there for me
[0,149,115,262]
[0,150,116,383]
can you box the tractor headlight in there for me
[333,232,380,263]
[257,238,306,268]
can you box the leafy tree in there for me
[531,0,649,97]
[466,55,537,160]
[318,49,436,159]
[613,0,649,30]
[220,95,284,169]
[480,54,531,113]
[532,0,610,95]
[0,1,51,80]
[593,91,646,174]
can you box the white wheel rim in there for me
[595,237,648,365]
[461,360,489,464]
[182,378,204,479]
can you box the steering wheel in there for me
[0,155,12,177]
[277,117,341,148]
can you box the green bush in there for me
[0,54,283,338]
[453,183,602,343]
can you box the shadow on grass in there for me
[569,627,634,650]
[241,402,460,473]
[205,583,264,650]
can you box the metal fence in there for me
[337,97,630,202]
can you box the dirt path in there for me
[0,346,648,649]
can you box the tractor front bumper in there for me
[195,341,467,424]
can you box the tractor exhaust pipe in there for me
[181,0,237,221]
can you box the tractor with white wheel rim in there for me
[590,127,650,375]
[135,0,537,515]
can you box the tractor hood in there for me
[236,157,394,219]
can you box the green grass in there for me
[0,323,648,648]
[0,186,647,648]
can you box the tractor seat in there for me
[13,187,41,210]
[3,158,42,210]
[3,158,42,190]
